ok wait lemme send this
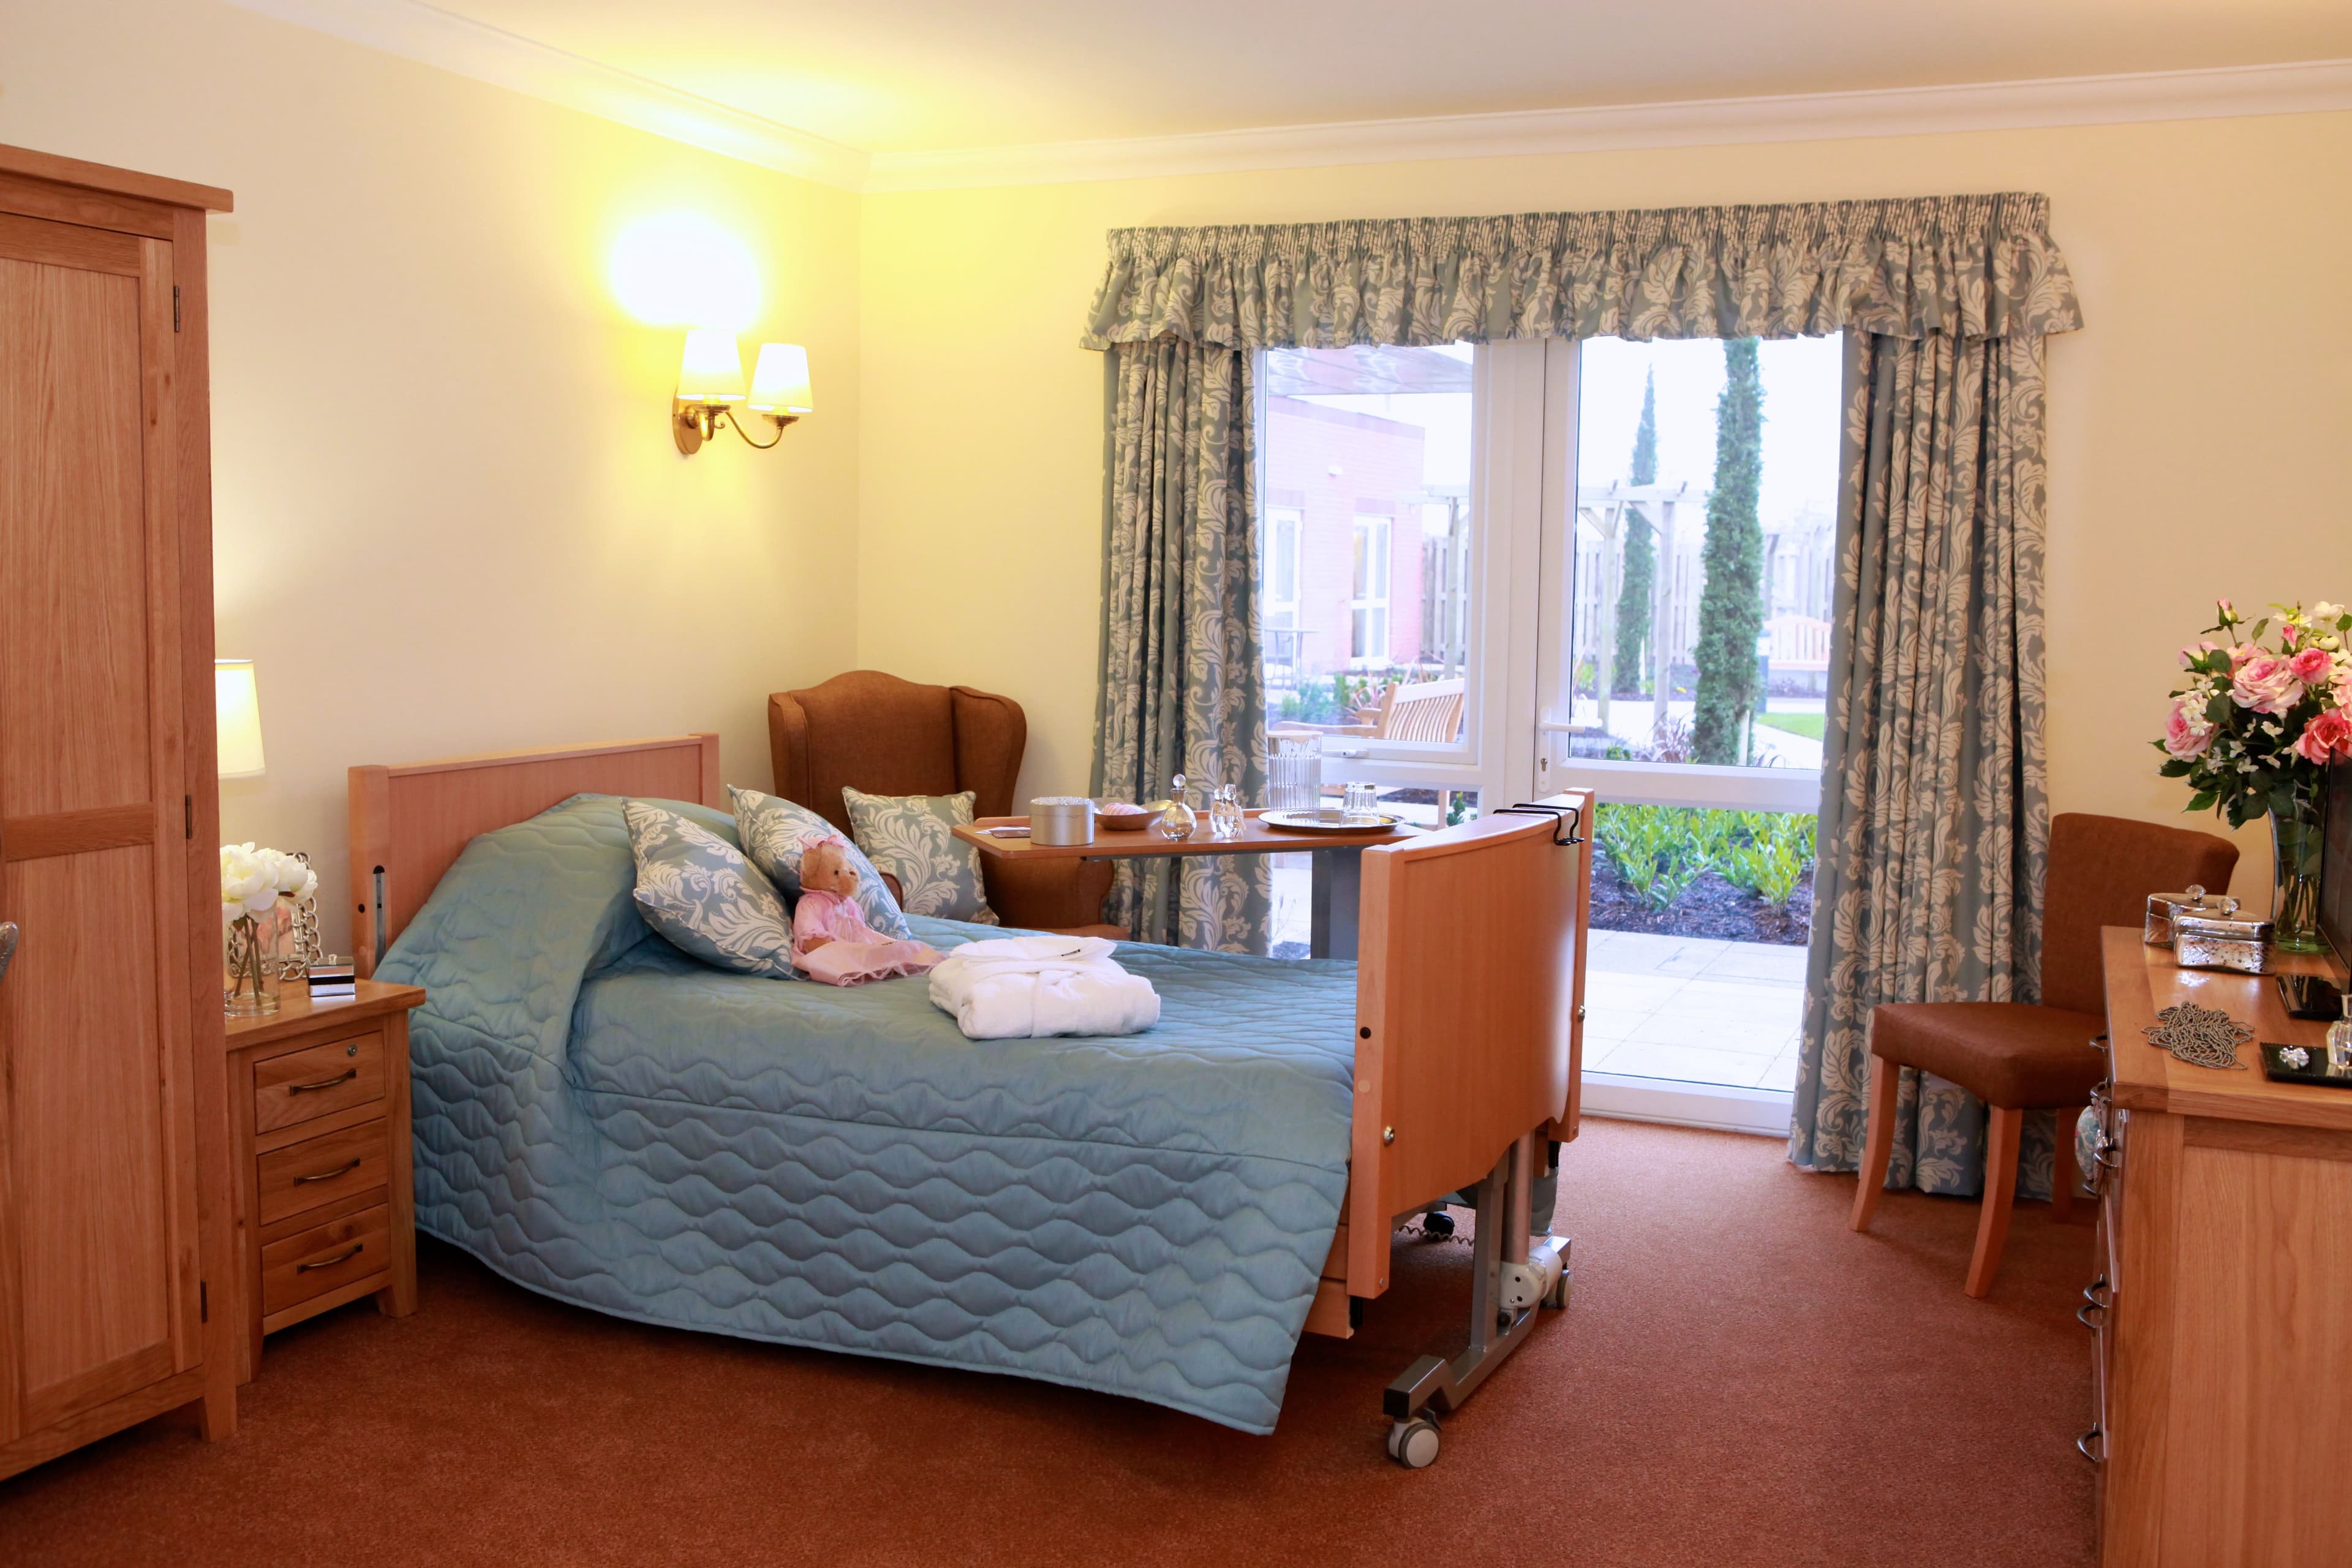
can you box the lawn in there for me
[1757,712,1825,741]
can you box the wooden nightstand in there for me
[222,978,426,1381]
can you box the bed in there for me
[350,736,1590,1460]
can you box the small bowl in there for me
[1096,802,1152,832]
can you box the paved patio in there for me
[1582,930,1807,1091]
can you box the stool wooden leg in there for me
[2052,1107,2081,1224]
[1849,1057,1899,1233]
[1966,1105,2023,1299]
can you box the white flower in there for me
[265,848,314,898]
[2315,602,2344,622]
[219,843,278,916]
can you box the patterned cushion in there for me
[841,786,999,926]
[728,785,914,940]
[623,800,799,980]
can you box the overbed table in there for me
[952,809,1420,959]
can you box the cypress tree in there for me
[1692,339,1765,764]
[1610,369,1657,698]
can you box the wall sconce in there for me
[216,659,265,779]
[674,331,813,455]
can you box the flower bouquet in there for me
[2157,599,2352,952]
[222,842,317,1016]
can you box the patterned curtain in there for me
[1787,330,2059,1199]
[1091,339,1271,952]
[1084,195,2080,350]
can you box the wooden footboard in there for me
[1317,792,1591,1317]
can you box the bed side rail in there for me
[1345,790,1589,1297]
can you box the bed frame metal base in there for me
[1381,1137,1571,1464]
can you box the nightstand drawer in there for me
[254,1028,385,1133]
[261,1202,389,1317]
[256,1118,386,1226]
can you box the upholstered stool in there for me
[1848,812,2238,1297]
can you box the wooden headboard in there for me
[348,734,720,976]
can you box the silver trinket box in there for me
[2171,911,2273,974]
[2144,884,2239,947]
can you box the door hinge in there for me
[184,794,194,839]
[173,285,182,332]
[200,1280,208,1323]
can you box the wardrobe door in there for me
[0,212,198,1444]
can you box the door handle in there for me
[0,922,15,985]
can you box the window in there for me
[1257,343,1477,755]
[1349,515,1391,664]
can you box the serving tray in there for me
[1257,810,1406,834]
[2257,1041,2352,1090]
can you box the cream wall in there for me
[858,111,2352,907]
[3,0,861,951]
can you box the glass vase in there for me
[2270,792,2326,955]
[224,900,287,1017]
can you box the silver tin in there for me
[2144,885,2239,947]
[2172,912,2273,974]
[1029,796,1095,848]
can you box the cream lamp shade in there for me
[676,329,747,404]
[747,343,814,416]
[216,659,265,779]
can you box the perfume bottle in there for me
[1209,782,1243,840]
[1157,774,1197,840]
[2329,995,2352,1076]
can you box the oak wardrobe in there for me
[0,144,236,1479]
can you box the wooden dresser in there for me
[0,146,237,1481]
[222,979,424,1380]
[2091,927,2352,1564]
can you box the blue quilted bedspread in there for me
[379,794,1357,1433]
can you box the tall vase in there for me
[224,903,286,1016]
[2270,790,2326,955]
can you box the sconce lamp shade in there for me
[216,659,265,779]
[747,343,814,416]
[676,329,747,404]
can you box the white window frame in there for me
[1264,505,1300,627]
[1347,514,1392,666]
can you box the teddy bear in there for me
[790,832,943,987]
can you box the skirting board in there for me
[1580,1071,1792,1138]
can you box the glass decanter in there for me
[1209,782,1243,840]
[1157,773,1197,840]
[2329,994,2352,1076]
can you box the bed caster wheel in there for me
[1386,1415,1442,1469]
[1545,1268,1572,1310]
[1420,1210,1455,1238]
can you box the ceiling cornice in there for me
[224,1,2352,196]
[225,0,872,190]
[865,59,2352,192]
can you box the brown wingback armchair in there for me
[766,671,1121,939]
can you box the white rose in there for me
[219,843,277,916]
[266,849,313,895]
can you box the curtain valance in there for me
[1083,193,2080,350]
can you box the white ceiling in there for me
[424,0,2352,154]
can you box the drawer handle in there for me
[286,1068,358,1094]
[2077,1425,2103,1464]
[293,1157,363,1185]
[296,1242,365,1273]
[2077,1275,2111,1329]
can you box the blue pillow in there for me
[729,785,913,940]
[624,799,799,979]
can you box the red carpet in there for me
[0,1120,2096,1567]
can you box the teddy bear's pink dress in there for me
[790,889,942,987]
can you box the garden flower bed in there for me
[1588,804,1815,946]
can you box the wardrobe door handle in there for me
[296,1243,364,1273]
[293,1158,363,1186]
[2077,1275,2110,1329]
[287,1068,358,1094]
[2077,1426,2103,1464]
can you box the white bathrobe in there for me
[927,935,1160,1040]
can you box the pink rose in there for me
[2290,647,2333,684]
[2227,641,2261,669]
[2231,654,2302,715]
[2179,640,2220,669]
[2164,698,2215,760]
[2293,709,2352,766]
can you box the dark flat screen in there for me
[2326,758,2352,973]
